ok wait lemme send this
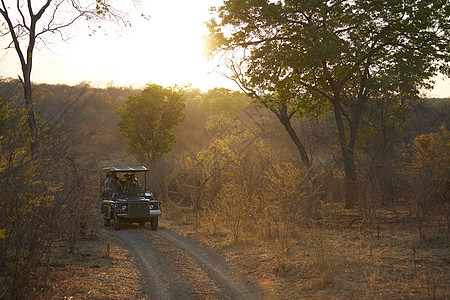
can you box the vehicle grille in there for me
[128,202,150,218]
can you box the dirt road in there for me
[114,225,261,300]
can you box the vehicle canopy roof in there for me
[102,166,149,173]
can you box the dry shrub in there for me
[306,228,338,279]
[272,223,293,274]
[30,230,141,300]
[0,99,100,298]
[402,125,450,238]
[263,163,323,230]
[216,181,260,242]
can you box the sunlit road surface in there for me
[114,226,261,300]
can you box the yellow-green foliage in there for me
[404,125,450,182]
[265,162,304,204]
[264,162,323,227]
[196,114,263,200]
[216,181,260,242]
[197,138,239,180]
[403,125,450,199]
[0,98,99,297]
[205,113,234,137]
[402,125,450,236]
[186,113,273,239]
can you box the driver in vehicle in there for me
[110,175,122,192]
[104,174,122,198]
[103,171,113,187]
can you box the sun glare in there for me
[63,0,220,91]
[2,0,232,92]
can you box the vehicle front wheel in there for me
[113,214,121,230]
[103,218,110,226]
[150,216,158,230]
[139,221,145,227]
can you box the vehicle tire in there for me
[113,214,121,230]
[103,218,110,226]
[139,221,145,227]
[150,216,158,230]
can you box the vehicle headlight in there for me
[149,205,154,209]
[145,192,153,197]
[122,205,127,211]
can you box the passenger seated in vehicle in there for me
[128,173,141,192]
[122,173,131,192]
[109,174,122,194]
[130,174,140,186]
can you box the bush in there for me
[402,125,450,237]
[0,98,98,298]
[216,181,260,242]
[264,163,323,230]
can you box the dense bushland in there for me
[0,77,449,297]
[0,81,112,298]
[165,89,449,244]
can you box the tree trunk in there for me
[21,66,38,156]
[332,98,358,208]
[342,147,358,209]
[274,105,312,168]
[1,6,39,156]
[331,81,368,209]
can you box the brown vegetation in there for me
[165,207,449,299]
[30,229,142,299]
[35,210,449,299]
[0,78,449,298]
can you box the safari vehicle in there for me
[100,166,161,230]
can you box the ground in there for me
[34,210,449,299]
[163,211,450,299]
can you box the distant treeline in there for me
[0,77,448,166]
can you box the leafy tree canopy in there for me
[117,84,186,165]
[200,88,250,116]
[206,0,450,207]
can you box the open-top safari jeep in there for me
[100,166,161,230]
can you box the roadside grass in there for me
[31,209,449,299]
[31,227,143,299]
[165,207,450,299]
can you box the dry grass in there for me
[30,209,449,299]
[31,228,143,299]
[166,207,450,299]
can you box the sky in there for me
[0,0,449,97]
[1,0,239,91]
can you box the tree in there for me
[206,0,450,208]
[117,84,186,165]
[200,87,249,116]
[0,0,129,156]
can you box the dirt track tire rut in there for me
[114,226,261,300]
